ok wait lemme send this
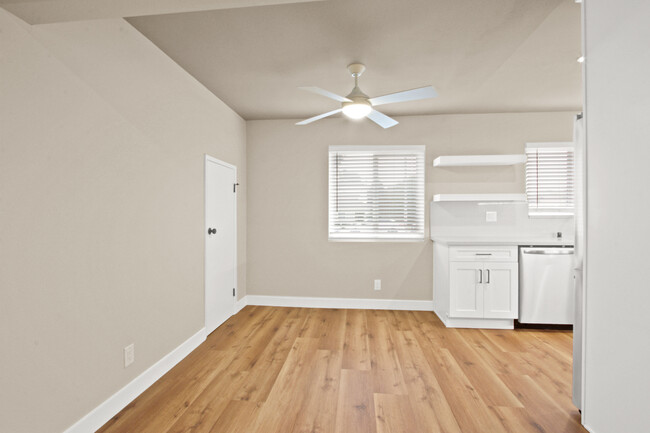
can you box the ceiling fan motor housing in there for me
[342,96,371,109]
[344,86,371,106]
[344,66,371,111]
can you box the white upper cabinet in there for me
[433,154,526,167]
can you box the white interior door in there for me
[205,156,236,335]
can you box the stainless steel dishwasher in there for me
[519,246,575,324]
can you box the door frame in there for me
[204,154,237,333]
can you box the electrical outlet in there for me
[374,279,381,291]
[124,343,135,368]
[486,211,497,222]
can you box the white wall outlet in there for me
[124,343,135,368]
[374,279,381,291]
[486,211,497,222]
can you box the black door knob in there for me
[208,228,217,235]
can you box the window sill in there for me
[328,238,426,243]
[528,213,574,219]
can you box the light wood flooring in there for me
[97,306,587,433]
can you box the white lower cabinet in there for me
[483,262,518,319]
[434,244,519,329]
[449,262,484,318]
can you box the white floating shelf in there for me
[433,154,526,167]
[433,194,527,203]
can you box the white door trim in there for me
[204,154,237,333]
[205,154,237,171]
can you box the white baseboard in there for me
[433,308,513,329]
[63,327,207,433]
[433,307,449,326]
[243,295,434,311]
[583,424,594,433]
[233,296,247,314]
[446,316,513,330]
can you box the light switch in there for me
[486,211,497,222]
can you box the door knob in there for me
[208,228,217,235]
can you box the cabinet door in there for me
[449,262,484,318]
[483,262,518,319]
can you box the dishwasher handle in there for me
[521,248,574,255]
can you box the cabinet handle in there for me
[486,269,490,284]
[476,253,492,256]
[478,269,483,283]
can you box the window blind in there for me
[525,143,575,216]
[329,145,425,240]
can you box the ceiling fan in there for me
[296,63,438,129]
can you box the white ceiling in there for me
[0,0,324,24]
[127,0,582,121]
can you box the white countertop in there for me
[430,235,574,246]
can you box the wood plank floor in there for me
[97,306,587,433]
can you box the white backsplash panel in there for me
[429,201,574,242]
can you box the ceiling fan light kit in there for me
[296,63,437,129]
[342,100,372,119]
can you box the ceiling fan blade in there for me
[367,109,399,129]
[369,86,438,106]
[299,86,351,102]
[296,108,343,125]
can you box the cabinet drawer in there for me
[449,245,518,262]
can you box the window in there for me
[525,142,575,217]
[328,145,425,240]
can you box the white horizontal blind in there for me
[525,143,575,216]
[329,145,425,240]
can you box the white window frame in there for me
[328,145,425,242]
[525,142,575,218]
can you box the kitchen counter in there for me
[431,235,574,246]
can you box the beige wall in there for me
[246,112,575,300]
[0,11,245,433]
